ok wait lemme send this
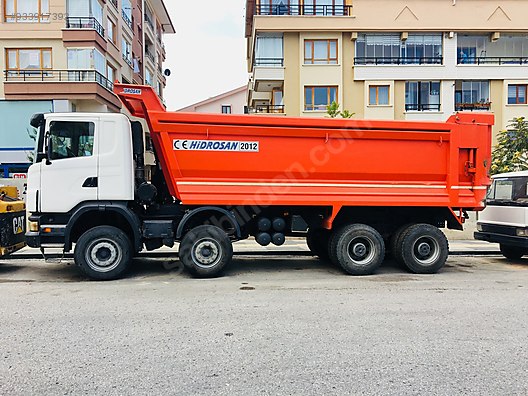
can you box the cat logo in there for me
[12,215,25,235]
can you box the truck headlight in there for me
[476,223,483,232]
[28,221,39,232]
[516,228,528,237]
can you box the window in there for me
[67,48,104,74]
[455,81,490,110]
[508,84,527,105]
[122,0,132,27]
[6,48,52,76]
[221,105,232,114]
[255,34,283,66]
[304,39,337,65]
[107,18,116,44]
[122,38,132,66]
[145,68,153,86]
[48,121,95,160]
[405,81,441,111]
[458,34,528,64]
[369,85,389,106]
[4,0,50,22]
[355,33,442,64]
[304,86,337,111]
[106,63,116,83]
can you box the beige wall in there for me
[284,33,301,116]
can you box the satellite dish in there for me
[164,69,171,77]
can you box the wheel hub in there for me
[192,240,221,267]
[417,242,431,256]
[352,243,367,257]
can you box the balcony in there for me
[145,14,155,32]
[145,50,156,64]
[65,17,104,37]
[354,57,443,65]
[109,0,118,9]
[122,10,132,29]
[405,103,441,112]
[254,4,352,16]
[3,69,121,111]
[455,102,491,111]
[254,57,284,67]
[247,104,285,114]
[457,56,528,65]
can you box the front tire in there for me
[74,226,132,280]
[399,224,448,274]
[179,225,233,278]
[500,244,526,260]
[329,224,385,275]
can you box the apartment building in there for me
[245,0,528,141]
[0,0,174,176]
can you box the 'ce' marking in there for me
[174,140,188,150]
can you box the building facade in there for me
[245,0,528,141]
[177,86,248,114]
[0,0,174,175]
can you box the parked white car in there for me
[475,171,528,259]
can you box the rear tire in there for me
[399,224,448,274]
[389,223,412,264]
[179,225,233,278]
[329,224,385,275]
[306,228,331,260]
[500,244,526,260]
[74,226,132,280]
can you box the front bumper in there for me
[474,231,528,248]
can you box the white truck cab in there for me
[27,112,134,215]
[475,171,528,259]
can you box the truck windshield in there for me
[487,176,528,206]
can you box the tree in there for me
[326,101,354,119]
[491,117,528,175]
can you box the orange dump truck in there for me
[25,84,492,280]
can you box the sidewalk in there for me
[8,238,500,258]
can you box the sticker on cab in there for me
[173,140,259,152]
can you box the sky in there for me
[162,1,249,110]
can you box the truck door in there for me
[40,119,98,213]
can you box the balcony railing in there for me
[145,14,154,31]
[405,103,441,112]
[255,4,352,16]
[455,102,491,111]
[254,58,284,67]
[122,10,132,29]
[145,50,156,63]
[457,56,528,65]
[354,57,443,65]
[109,0,118,9]
[66,17,104,37]
[3,69,113,91]
[247,104,285,114]
[122,53,133,68]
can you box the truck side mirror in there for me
[45,133,52,165]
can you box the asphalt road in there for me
[0,254,527,395]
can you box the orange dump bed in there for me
[114,84,493,213]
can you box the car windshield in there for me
[487,176,528,206]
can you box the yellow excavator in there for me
[0,186,26,257]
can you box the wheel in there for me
[399,224,448,274]
[389,223,412,264]
[500,244,526,260]
[74,226,132,280]
[328,224,385,275]
[179,225,233,278]
[306,228,331,260]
